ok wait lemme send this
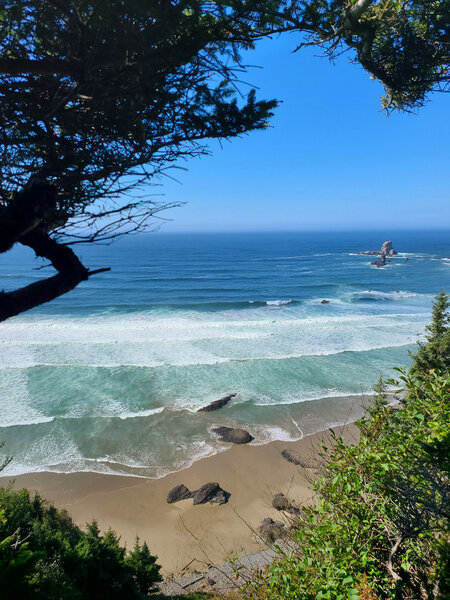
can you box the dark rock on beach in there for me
[272,493,300,515]
[167,484,193,504]
[212,426,254,445]
[258,518,288,544]
[272,493,291,511]
[193,482,229,505]
[198,393,237,413]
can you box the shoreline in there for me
[0,421,359,576]
[1,391,376,480]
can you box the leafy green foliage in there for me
[250,293,450,599]
[282,0,450,111]
[0,488,161,599]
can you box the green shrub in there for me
[0,489,161,599]
[251,294,450,600]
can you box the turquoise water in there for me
[0,231,449,477]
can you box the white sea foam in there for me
[1,431,83,476]
[252,388,373,407]
[0,311,428,371]
[117,406,164,420]
[350,290,421,300]
[266,299,292,306]
[62,400,164,421]
[251,425,303,444]
[0,370,54,427]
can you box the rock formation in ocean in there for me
[167,484,193,503]
[371,254,386,268]
[198,393,237,412]
[212,426,254,444]
[358,240,398,257]
[192,482,229,505]
[380,240,397,256]
[320,299,330,304]
[357,240,398,268]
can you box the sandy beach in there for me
[0,423,358,576]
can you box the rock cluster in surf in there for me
[356,240,398,268]
[212,426,253,445]
[198,393,236,412]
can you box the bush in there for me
[251,294,449,600]
[0,489,161,599]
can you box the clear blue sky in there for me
[153,35,449,232]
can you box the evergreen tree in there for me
[412,290,450,375]
[0,489,161,599]
[126,538,161,596]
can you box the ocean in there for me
[0,230,449,478]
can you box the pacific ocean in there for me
[0,230,448,477]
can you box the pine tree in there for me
[412,291,450,375]
[126,538,162,595]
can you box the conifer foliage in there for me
[0,488,161,599]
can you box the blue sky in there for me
[154,34,449,232]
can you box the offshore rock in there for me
[358,240,398,261]
[212,426,254,445]
[380,240,397,256]
[193,482,228,505]
[167,484,193,504]
[320,299,330,304]
[371,254,386,268]
[198,393,237,413]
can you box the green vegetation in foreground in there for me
[248,291,449,600]
[0,490,161,599]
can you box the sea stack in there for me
[379,240,397,257]
[356,240,398,268]
[370,240,398,267]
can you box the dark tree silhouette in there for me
[0,0,279,320]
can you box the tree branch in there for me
[386,535,403,582]
[0,229,91,322]
[0,57,77,76]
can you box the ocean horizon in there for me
[0,230,449,478]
